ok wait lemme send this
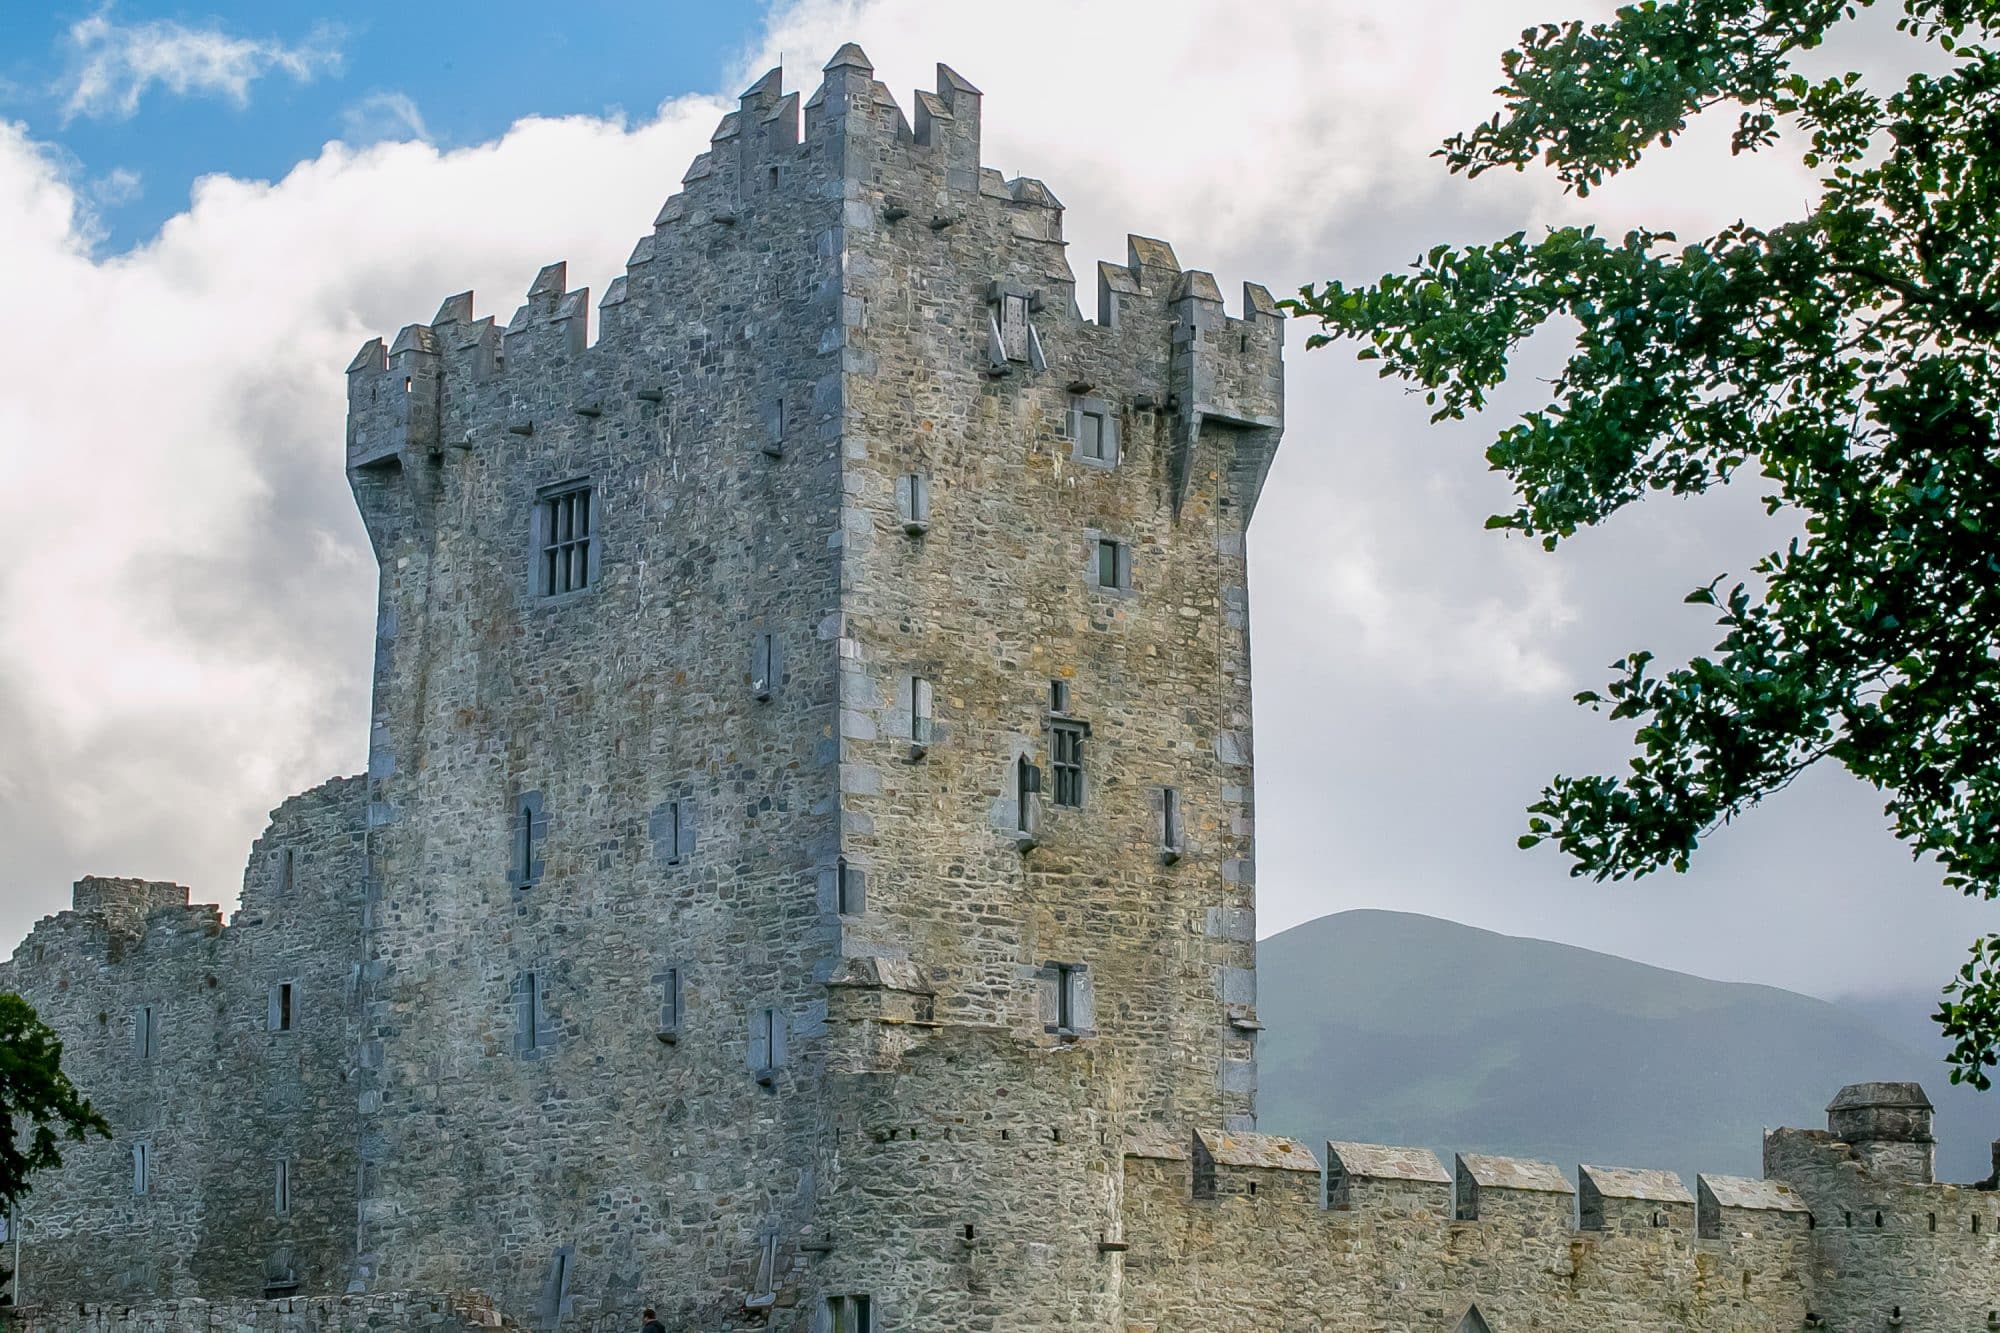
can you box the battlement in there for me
[344,46,1283,547]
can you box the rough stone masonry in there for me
[4,45,1998,1332]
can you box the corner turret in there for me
[1827,1081,1936,1183]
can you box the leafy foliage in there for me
[0,992,109,1216]
[1286,0,2000,1082]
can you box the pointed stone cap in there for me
[937,62,981,97]
[824,43,874,74]
[740,66,783,103]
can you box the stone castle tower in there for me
[5,46,1999,1333]
[342,44,1280,1326]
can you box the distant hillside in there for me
[1255,909,1998,1184]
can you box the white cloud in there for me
[0,1,1965,999]
[341,91,429,145]
[61,12,343,122]
[90,165,142,206]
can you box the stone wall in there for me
[1767,1126,2000,1330]
[0,778,364,1304]
[1,1293,502,1332]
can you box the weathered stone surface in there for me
[4,43,1998,1333]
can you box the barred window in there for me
[1051,722,1085,808]
[536,483,594,597]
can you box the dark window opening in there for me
[1051,723,1085,808]
[836,858,864,916]
[274,1159,292,1216]
[1055,963,1080,1031]
[537,484,594,597]
[1161,787,1182,856]
[271,982,294,1033]
[1049,679,1070,714]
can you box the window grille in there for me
[536,484,594,597]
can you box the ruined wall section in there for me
[189,777,367,1299]
[1767,1128,2000,1329]
[0,777,365,1306]
[343,64,853,1328]
[1118,1134,1813,1331]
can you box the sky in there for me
[0,0,1988,1012]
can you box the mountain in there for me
[1254,909,1998,1184]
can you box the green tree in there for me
[0,993,109,1218]
[1287,1,2000,1081]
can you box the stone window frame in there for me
[1049,720,1088,809]
[761,395,787,459]
[1013,754,1043,849]
[825,1294,874,1333]
[834,857,866,917]
[273,1158,294,1217]
[1068,396,1120,469]
[897,472,931,535]
[133,1003,158,1061]
[1158,786,1184,863]
[908,674,935,752]
[510,790,548,890]
[651,797,696,867]
[1085,530,1134,595]
[273,845,295,897]
[1040,961,1096,1040]
[530,478,599,602]
[267,980,298,1034]
[656,964,685,1041]
[132,1141,152,1197]
[516,969,557,1060]
[748,1005,787,1083]
[751,630,784,702]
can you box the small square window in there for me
[536,484,594,598]
[1051,723,1085,808]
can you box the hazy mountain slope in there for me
[1255,910,1997,1183]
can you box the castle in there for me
[3,46,1998,1332]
